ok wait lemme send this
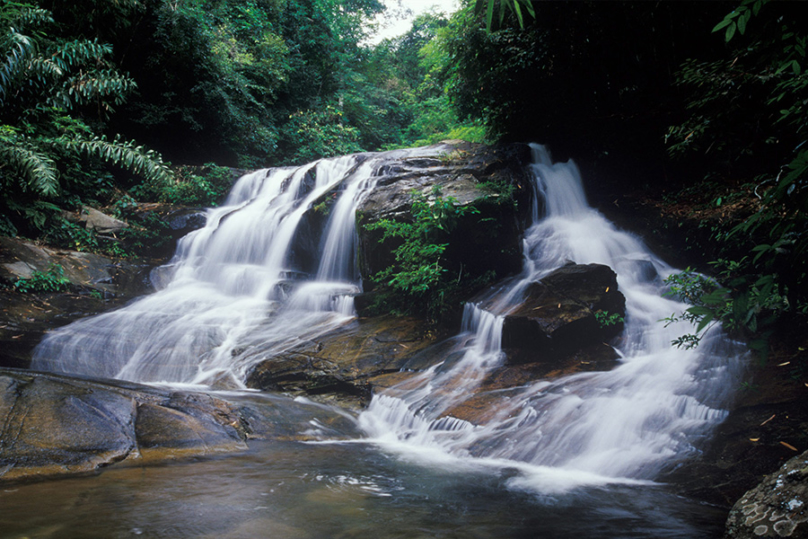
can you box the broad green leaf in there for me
[696,312,715,333]
[725,21,737,42]
[712,18,733,33]
[737,12,748,34]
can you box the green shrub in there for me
[13,263,70,293]
[595,310,624,328]
[365,188,480,320]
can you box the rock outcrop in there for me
[355,143,533,299]
[724,450,808,538]
[246,263,627,415]
[245,315,442,408]
[501,263,626,363]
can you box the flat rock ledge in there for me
[0,368,354,483]
[724,450,808,538]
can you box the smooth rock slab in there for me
[246,315,441,408]
[0,369,246,482]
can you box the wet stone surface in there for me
[0,368,357,482]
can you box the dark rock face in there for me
[724,450,808,538]
[246,264,627,416]
[245,315,442,409]
[501,263,626,363]
[354,143,533,296]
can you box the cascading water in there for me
[32,147,441,386]
[31,143,745,498]
[357,145,747,493]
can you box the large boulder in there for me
[724,449,808,538]
[0,368,357,482]
[354,143,533,300]
[0,369,245,481]
[501,263,626,363]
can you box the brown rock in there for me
[0,369,246,481]
[245,315,442,408]
[0,237,153,369]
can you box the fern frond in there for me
[0,134,59,196]
[48,69,136,110]
[0,29,35,103]
[50,39,113,71]
[53,134,173,183]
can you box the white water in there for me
[32,144,745,495]
[357,145,746,493]
[32,147,441,386]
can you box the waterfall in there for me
[357,144,746,493]
[31,143,745,494]
[32,147,440,386]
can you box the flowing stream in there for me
[22,144,746,538]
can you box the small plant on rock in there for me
[13,263,70,293]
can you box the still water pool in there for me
[0,437,725,539]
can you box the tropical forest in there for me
[0,0,806,537]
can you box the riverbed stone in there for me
[0,237,153,369]
[0,369,251,481]
[724,449,808,538]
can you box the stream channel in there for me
[4,145,747,538]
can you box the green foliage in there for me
[118,213,172,258]
[281,105,363,165]
[474,0,536,31]
[365,188,480,319]
[661,267,789,358]
[595,310,624,329]
[711,0,767,42]
[43,218,99,252]
[0,3,172,238]
[663,1,807,356]
[12,263,70,293]
[132,163,234,207]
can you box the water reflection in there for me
[0,439,724,539]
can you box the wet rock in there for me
[355,142,532,298]
[441,342,620,425]
[245,315,442,408]
[166,207,207,236]
[724,450,808,538]
[0,237,154,369]
[501,263,626,363]
[0,368,358,482]
[662,336,808,510]
[0,236,148,295]
[0,369,246,481]
[126,203,209,260]
[62,206,129,234]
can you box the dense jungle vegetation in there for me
[1,0,805,351]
